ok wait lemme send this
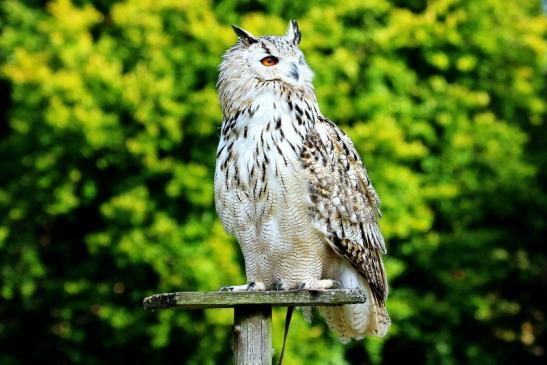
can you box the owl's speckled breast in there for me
[214,90,334,288]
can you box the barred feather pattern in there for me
[300,118,390,337]
[214,24,390,340]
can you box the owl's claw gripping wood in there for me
[219,285,234,292]
[299,279,342,292]
[218,282,266,292]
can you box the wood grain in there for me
[143,289,367,311]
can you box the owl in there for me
[214,20,390,340]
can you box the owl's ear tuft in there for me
[286,20,301,45]
[231,25,258,46]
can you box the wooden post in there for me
[233,305,272,365]
[143,289,367,364]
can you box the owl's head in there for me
[219,20,314,91]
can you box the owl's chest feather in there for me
[216,96,312,200]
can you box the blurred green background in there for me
[0,0,545,364]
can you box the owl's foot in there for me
[275,280,286,291]
[274,279,342,291]
[219,281,267,292]
[274,280,303,291]
[296,279,342,292]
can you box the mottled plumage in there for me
[215,21,390,340]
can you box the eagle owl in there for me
[214,20,390,340]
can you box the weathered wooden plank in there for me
[233,305,271,365]
[143,289,366,311]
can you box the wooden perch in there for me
[143,288,367,310]
[143,289,367,364]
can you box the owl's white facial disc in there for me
[243,38,314,87]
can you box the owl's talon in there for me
[275,281,285,291]
[220,282,266,292]
[298,279,342,292]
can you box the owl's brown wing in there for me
[301,117,388,304]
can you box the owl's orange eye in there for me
[260,56,278,66]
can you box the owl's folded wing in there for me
[301,117,388,303]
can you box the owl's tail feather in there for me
[319,265,390,341]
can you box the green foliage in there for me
[0,0,545,364]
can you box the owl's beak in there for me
[289,62,300,81]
